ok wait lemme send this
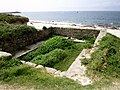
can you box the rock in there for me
[45,67,57,74]
[60,71,67,77]
[77,77,92,86]
[85,54,91,59]
[73,39,86,43]
[36,65,44,70]
[110,26,119,29]
[54,70,61,75]
[25,62,37,67]
[21,60,26,64]
[0,51,12,57]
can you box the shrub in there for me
[0,23,37,39]
[0,14,29,24]
[0,23,37,52]
[43,26,47,30]
[22,36,73,61]
[31,49,67,67]
[0,57,21,69]
[81,34,120,77]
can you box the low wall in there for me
[50,27,100,38]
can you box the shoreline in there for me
[27,20,120,30]
[27,20,120,38]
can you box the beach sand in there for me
[27,20,120,38]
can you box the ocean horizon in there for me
[14,11,120,26]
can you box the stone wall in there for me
[0,29,51,53]
[50,27,100,38]
[0,27,100,53]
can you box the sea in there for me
[15,11,120,27]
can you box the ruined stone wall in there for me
[1,27,100,53]
[50,27,100,37]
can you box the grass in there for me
[21,36,92,71]
[0,64,114,90]
[75,36,96,44]
[54,43,92,71]
[0,34,119,90]
[81,34,120,83]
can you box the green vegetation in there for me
[21,36,92,71]
[76,36,96,44]
[0,23,37,52]
[81,34,120,80]
[0,34,119,89]
[0,14,29,24]
[21,36,74,61]
[32,49,67,67]
[0,64,112,90]
[54,43,92,71]
[0,23,37,40]
[0,57,21,69]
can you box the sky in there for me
[0,0,120,12]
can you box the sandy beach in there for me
[27,20,120,38]
[27,20,105,30]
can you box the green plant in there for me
[0,57,21,69]
[75,36,96,44]
[43,26,47,30]
[0,14,29,24]
[0,23,37,52]
[32,49,67,67]
[81,34,120,78]
[22,36,73,61]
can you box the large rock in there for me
[0,51,12,57]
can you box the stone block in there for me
[36,65,44,70]
[45,67,57,74]
[25,62,37,67]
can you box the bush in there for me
[0,23,37,52]
[43,26,47,30]
[38,36,73,53]
[0,57,21,69]
[0,14,29,24]
[0,24,37,38]
[81,34,120,78]
[31,49,67,67]
[22,36,73,61]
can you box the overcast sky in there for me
[0,0,120,12]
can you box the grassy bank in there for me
[0,57,112,90]
[81,34,120,83]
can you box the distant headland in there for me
[0,11,21,14]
